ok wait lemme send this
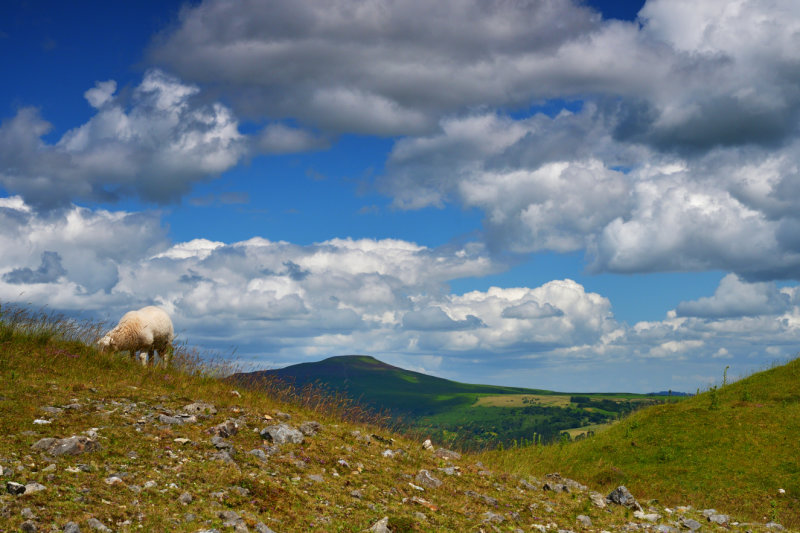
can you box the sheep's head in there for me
[97,335,115,352]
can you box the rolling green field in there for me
[485,357,800,527]
[235,355,671,449]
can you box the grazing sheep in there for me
[98,306,174,367]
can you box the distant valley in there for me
[232,355,672,449]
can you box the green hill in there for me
[486,357,800,527]
[233,355,666,449]
[232,354,555,416]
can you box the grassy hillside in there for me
[0,304,695,532]
[1,304,793,531]
[485,358,800,527]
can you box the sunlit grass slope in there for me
[0,304,652,532]
[485,357,800,527]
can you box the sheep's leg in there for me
[161,345,174,368]
[147,348,156,366]
[138,351,148,366]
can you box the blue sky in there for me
[2,0,800,392]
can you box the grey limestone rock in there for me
[24,482,46,494]
[260,424,304,445]
[681,518,702,531]
[33,436,100,456]
[368,517,391,533]
[248,449,268,461]
[86,518,111,532]
[298,421,322,436]
[63,522,80,533]
[415,469,442,489]
[607,485,643,511]
[182,402,217,416]
[209,419,239,438]
[589,491,607,508]
[433,448,461,460]
[576,515,592,527]
[7,481,26,494]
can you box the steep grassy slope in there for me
[0,307,689,532]
[486,357,800,527]
[1,306,792,531]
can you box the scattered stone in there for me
[211,435,233,451]
[607,486,643,511]
[158,414,197,425]
[20,520,37,532]
[254,523,277,533]
[299,421,322,436]
[576,515,592,527]
[422,439,433,450]
[229,390,242,397]
[261,424,304,445]
[381,449,395,458]
[231,486,250,496]
[590,491,607,509]
[438,466,460,476]
[207,419,239,438]
[7,481,26,495]
[543,481,568,493]
[32,436,100,456]
[307,474,324,483]
[178,492,192,504]
[86,518,111,532]
[33,419,51,425]
[654,525,679,533]
[415,469,442,489]
[707,513,729,525]
[21,507,36,519]
[274,411,291,420]
[211,450,236,465]
[483,511,505,523]
[681,518,702,531]
[24,482,46,494]
[183,402,217,415]
[63,522,80,533]
[41,406,63,415]
[519,479,537,491]
[248,449,268,461]
[368,516,391,533]
[766,522,785,531]
[465,490,498,506]
[433,448,461,460]
[634,510,660,522]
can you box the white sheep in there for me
[98,306,175,367]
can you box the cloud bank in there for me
[2,197,799,391]
[142,0,800,281]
